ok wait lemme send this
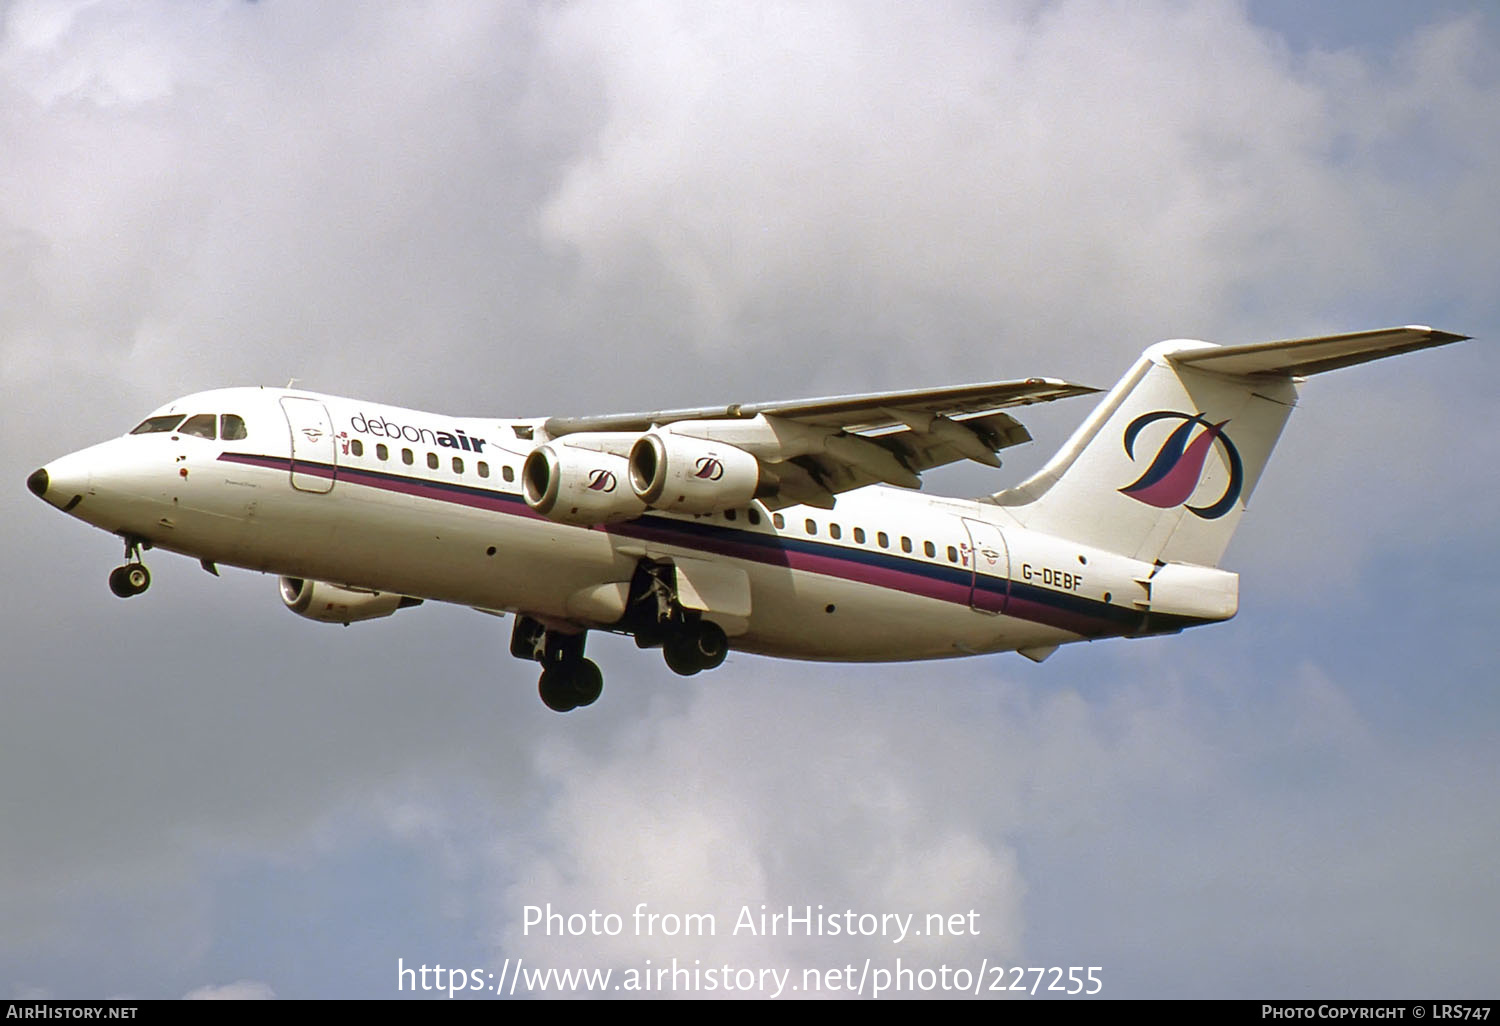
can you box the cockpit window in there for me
[130,414,186,435]
[179,414,217,439]
[220,414,247,440]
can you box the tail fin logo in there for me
[1120,411,1243,520]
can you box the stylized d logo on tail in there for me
[1120,411,1243,520]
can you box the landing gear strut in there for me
[108,536,151,598]
[511,615,603,713]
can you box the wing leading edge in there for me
[542,377,1097,436]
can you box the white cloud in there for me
[495,675,1027,985]
[532,1,1499,380]
[183,979,276,1000]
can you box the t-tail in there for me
[988,326,1470,568]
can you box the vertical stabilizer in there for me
[987,327,1468,567]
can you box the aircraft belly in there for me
[729,565,1048,662]
[260,496,628,612]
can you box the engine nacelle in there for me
[279,577,421,625]
[523,444,647,525]
[628,433,760,514]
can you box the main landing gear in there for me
[650,618,729,677]
[511,616,604,713]
[107,536,151,598]
[627,561,730,678]
[509,561,735,713]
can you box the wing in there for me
[541,377,1098,509]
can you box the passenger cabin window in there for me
[924,540,936,558]
[878,531,889,549]
[748,508,762,526]
[376,443,389,460]
[829,523,841,540]
[947,545,959,563]
[724,509,737,521]
[854,527,865,544]
[179,413,216,439]
[805,519,817,535]
[427,452,439,470]
[452,456,464,474]
[502,465,515,483]
[350,439,364,457]
[901,536,913,553]
[478,461,490,478]
[130,414,185,434]
[773,513,785,529]
[402,448,414,466]
[220,414,248,440]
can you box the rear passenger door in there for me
[962,518,1009,614]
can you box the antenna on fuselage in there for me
[286,378,299,389]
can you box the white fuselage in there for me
[34,386,1213,663]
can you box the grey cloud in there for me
[2,0,1495,998]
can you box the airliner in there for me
[28,326,1469,711]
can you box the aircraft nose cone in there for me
[27,467,48,498]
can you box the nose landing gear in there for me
[108,537,151,598]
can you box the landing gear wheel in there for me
[692,621,728,671]
[664,621,728,676]
[663,634,703,676]
[538,658,606,713]
[513,617,607,713]
[108,563,150,598]
[538,668,579,713]
[125,563,150,594]
[570,658,604,708]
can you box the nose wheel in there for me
[108,563,151,598]
[108,537,151,598]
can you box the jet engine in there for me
[523,444,648,525]
[279,577,422,625]
[628,433,761,514]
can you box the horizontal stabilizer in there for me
[1169,326,1470,378]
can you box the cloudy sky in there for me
[3,0,1497,1000]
